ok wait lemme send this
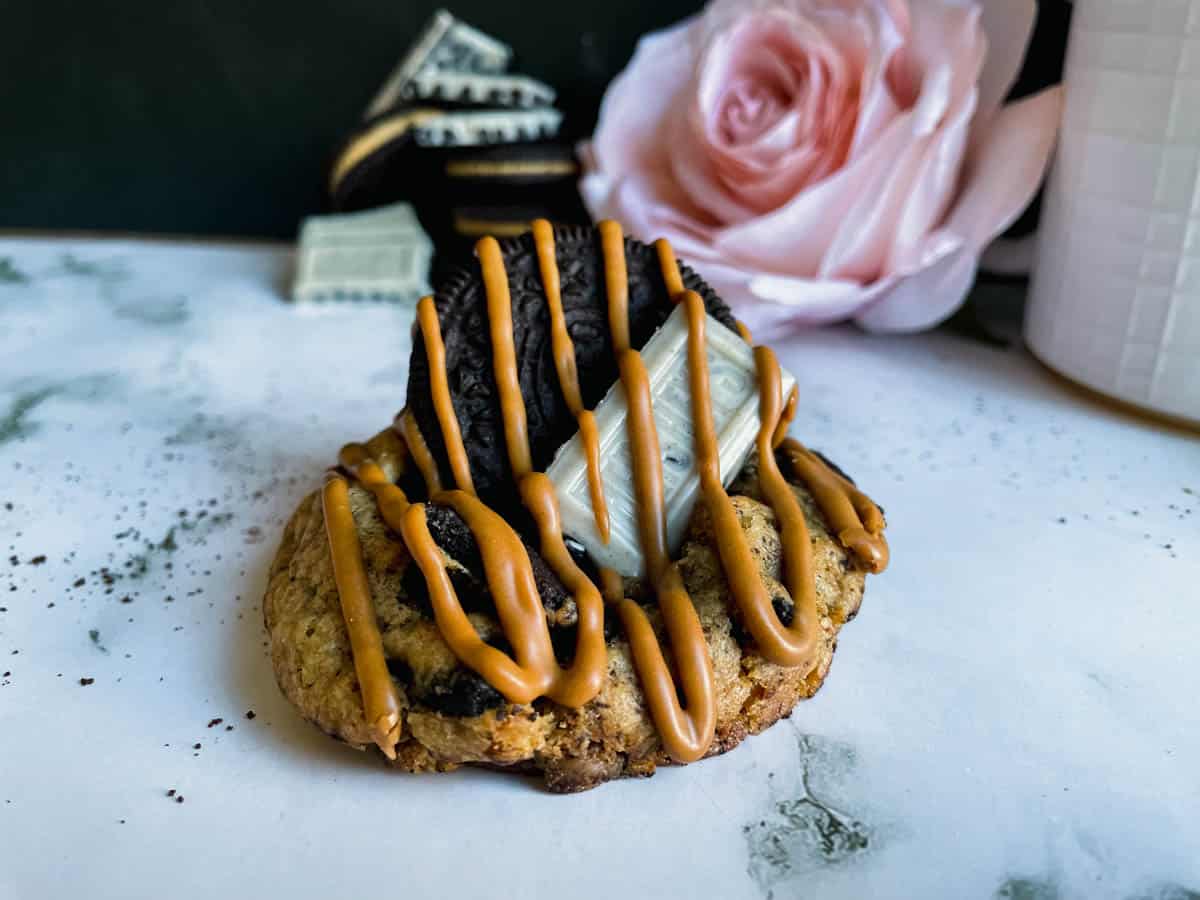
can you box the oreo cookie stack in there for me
[329,10,587,269]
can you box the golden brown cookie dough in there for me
[263,427,868,793]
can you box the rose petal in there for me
[591,20,697,177]
[883,75,976,272]
[854,242,979,332]
[847,0,909,156]
[943,86,1064,248]
[976,0,1037,121]
[816,2,991,279]
[711,105,923,275]
[700,262,891,340]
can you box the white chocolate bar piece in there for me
[292,202,432,307]
[545,304,795,577]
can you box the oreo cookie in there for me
[405,223,739,513]
[327,9,585,262]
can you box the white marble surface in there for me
[0,238,1197,900]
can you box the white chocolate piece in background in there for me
[546,304,795,577]
[292,203,432,309]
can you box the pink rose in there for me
[580,0,1063,335]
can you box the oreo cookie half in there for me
[405,223,739,512]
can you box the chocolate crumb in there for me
[175,795,184,804]
[207,718,223,728]
[29,555,46,565]
[79,677,94,686]
[166,789,176,797]
[192,743,201,750]
[72,578,85,587]
[245,710,256,720]
[225,725,234,731]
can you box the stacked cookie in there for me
[329,10,585,257]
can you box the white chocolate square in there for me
[292,203,432,308]
[545,304,795,577]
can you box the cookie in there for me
[405,224,739,510]
[264,426,869,792]
[330,124,587,261]
[264,219,889,790]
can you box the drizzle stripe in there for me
[417,296,476,495]
[617,350,671,580]
[780,439,889,573]
[400,493,555,704]
[618,566,715,763]
[478,236,534,479]
[655,238,685,300]
[599,220,630,352]
[321,473,402,758]
[397,409,442,494]
[682,292,819,671]
[772,385,799,448]
[531,219,611,543]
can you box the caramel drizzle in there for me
[320,471,402,758]
[400,488,604,706]
[599,220,631,354]
[611,347,716,763]
[773,385,798,449]
[531,219,611,543]
[383,237,609,708]
[322,221,889,767]
[595,221,715,762]
[683,293,820,669]
[396,409,442,494]
[779,439,889,573]
[655,236,754,343]
[417,296,475,495]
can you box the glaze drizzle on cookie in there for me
[323,221,888,762]
[320,471,402,757]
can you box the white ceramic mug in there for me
[1027,0,1200,425]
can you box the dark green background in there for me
[0,1,701,239]
[1,1,1067,240]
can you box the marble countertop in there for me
[0,238,1196,900]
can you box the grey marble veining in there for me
[0,238,1197,900]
